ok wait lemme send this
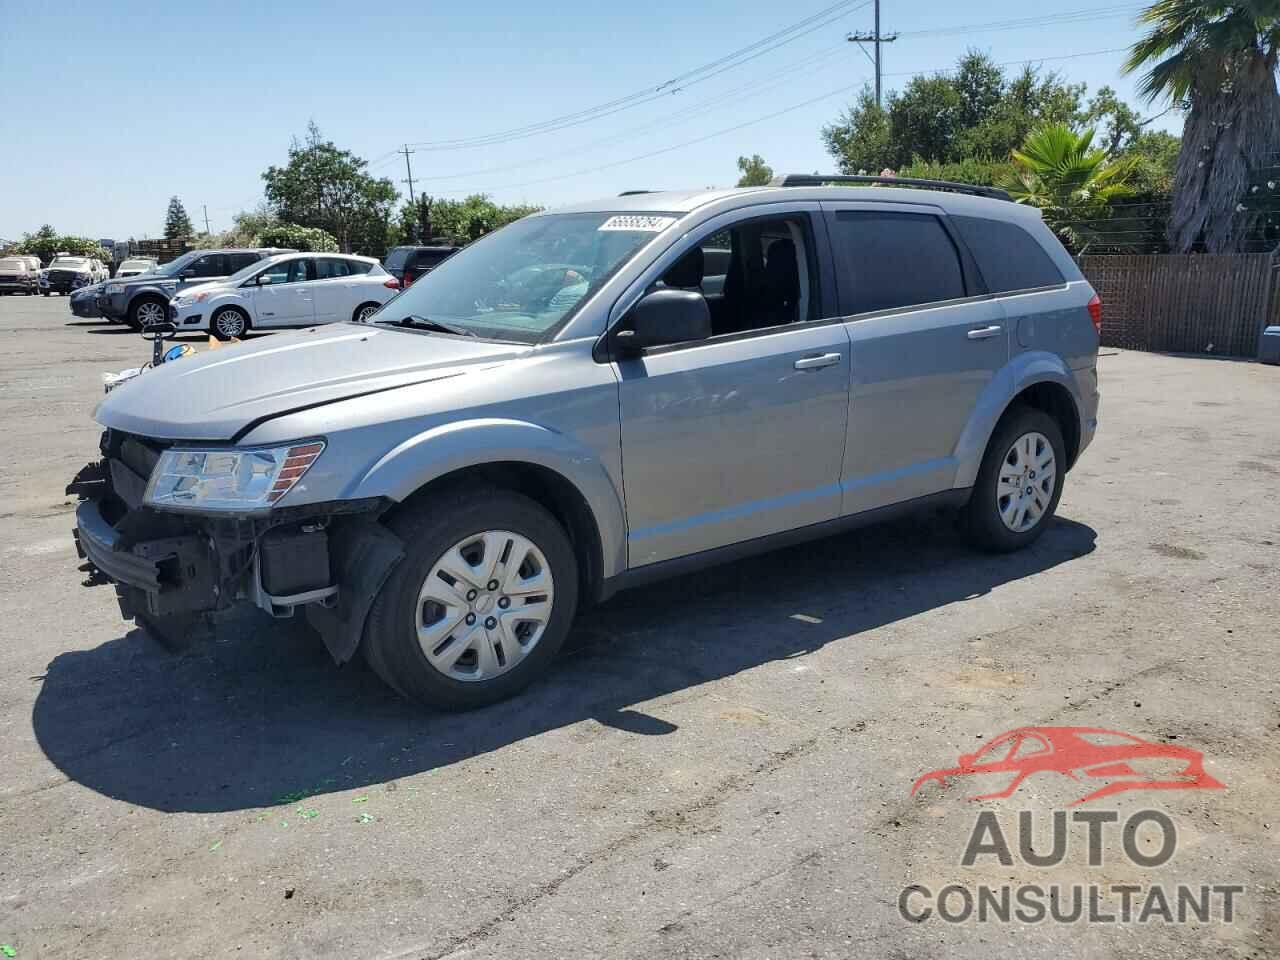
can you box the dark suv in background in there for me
[98,248,293,329]
[382,245,460,289]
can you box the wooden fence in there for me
[1078,253,1278,358]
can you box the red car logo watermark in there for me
[911,726,1224,806]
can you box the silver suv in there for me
[69,175,1100,710]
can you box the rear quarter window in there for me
[952,216,1065,294]
[383,248,412,272]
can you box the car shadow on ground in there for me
[32,513,1096,813]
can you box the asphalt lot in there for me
[0,294,1277,959]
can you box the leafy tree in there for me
[5,225,110,264]
[823,53,1087,172]
[1125,0,1280,252]
[262,122,398,253]
[897,156,1014,187]
[164,197,194,238]
[736,154,774,186]
[422,194,541,245]
[257,223,340,252]
[999,124,1135,250]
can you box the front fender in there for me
[349,417,627,580]
[952,351,1081,489]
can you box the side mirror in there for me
[255,274,273,285]
[612,288,711,356]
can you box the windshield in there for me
[369,212,673,343]
[51,258,89,269]
[0,258,25,270]
[226,256,277,284]
[119,260,154,273]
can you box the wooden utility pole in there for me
[848,0,897,108]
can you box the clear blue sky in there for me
[0,0,1175,242]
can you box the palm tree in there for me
[999,124,1135,251]
[1124,1,1280,252]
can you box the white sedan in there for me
[169,252,399,339]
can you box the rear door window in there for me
[315,258,353,279]
[828,210,967,315]
[227,253,259,272]
[951,216,1064,294]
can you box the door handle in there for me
[967,325,1003,340]
[794,353,842,371]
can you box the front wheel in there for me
[128,296,167,331]
[962,406,1065,552]
[211,306,249,340]
[362,488,579,710]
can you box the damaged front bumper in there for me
[68,433,404,663]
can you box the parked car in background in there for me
[170,253,397,339]
[89,258,110,283]
[41,256,97,295]
[70,175,1099,710]
[97,248,293,329]
[115,257,158,279]
[382,245,460,289]
[0,256,39,294]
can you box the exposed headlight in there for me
[144,441,325,513]
[105,283,124,294]
[175,291,210,307]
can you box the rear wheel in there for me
[353,301,381,323]
[128,296,167,331]
[362,488,579,710]
[963,406,1065,552]
[211,306,249,340]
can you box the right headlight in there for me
[105,283,124,294]
[144,440,325,513]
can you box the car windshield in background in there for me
[369,212,674,343]
[225,257,276,284]
[0,259,25,270]
[51,258,89,269]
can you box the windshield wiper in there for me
[379,314,477,337]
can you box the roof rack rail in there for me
[768,173,1011,202]
[618,190,656,196]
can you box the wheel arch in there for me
[351,300,382,322]
[953,354,1084,489]
[352,418,626,602]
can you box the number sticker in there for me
[598,215,677,233]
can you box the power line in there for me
[410,43,848,185]
[895,5,1146,39]
[366,0,872,158]
[884,45,1133,77]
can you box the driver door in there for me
[251,258,316,327]
[614,207,851,567]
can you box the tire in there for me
[962,405,1066,552]
[41,291,50,297]
[352,301,381,323]
[362,487,579,710]
[211,306,250,340]
[128,296,167,331]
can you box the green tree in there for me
[421,194,541,245]
[257,223,340,252]
[262,122,398,253]
[6,226,110,264]
[735,154,774,186]
[823,54,1087,172]
[999,124,1135,250]
[1124,0,1280,252]
[164,197,194,238]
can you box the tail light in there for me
[1087,294,1102,336]
[384,277,400,290]
[403,272,415,288]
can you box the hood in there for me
[95,323,529,441]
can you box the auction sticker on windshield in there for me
[598,215,677,232]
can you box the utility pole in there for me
[202,204,211,234]
[399,145,417,205]
[847,0,897,108]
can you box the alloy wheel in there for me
[136,301,166,327]
[415,530,554,683]
[996,431,1056,533]
[357,304,379,322]
[216,310,246,338]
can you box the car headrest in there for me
[764,239,799,299]
[664,246,704,289]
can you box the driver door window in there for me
[188,254,226,279]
